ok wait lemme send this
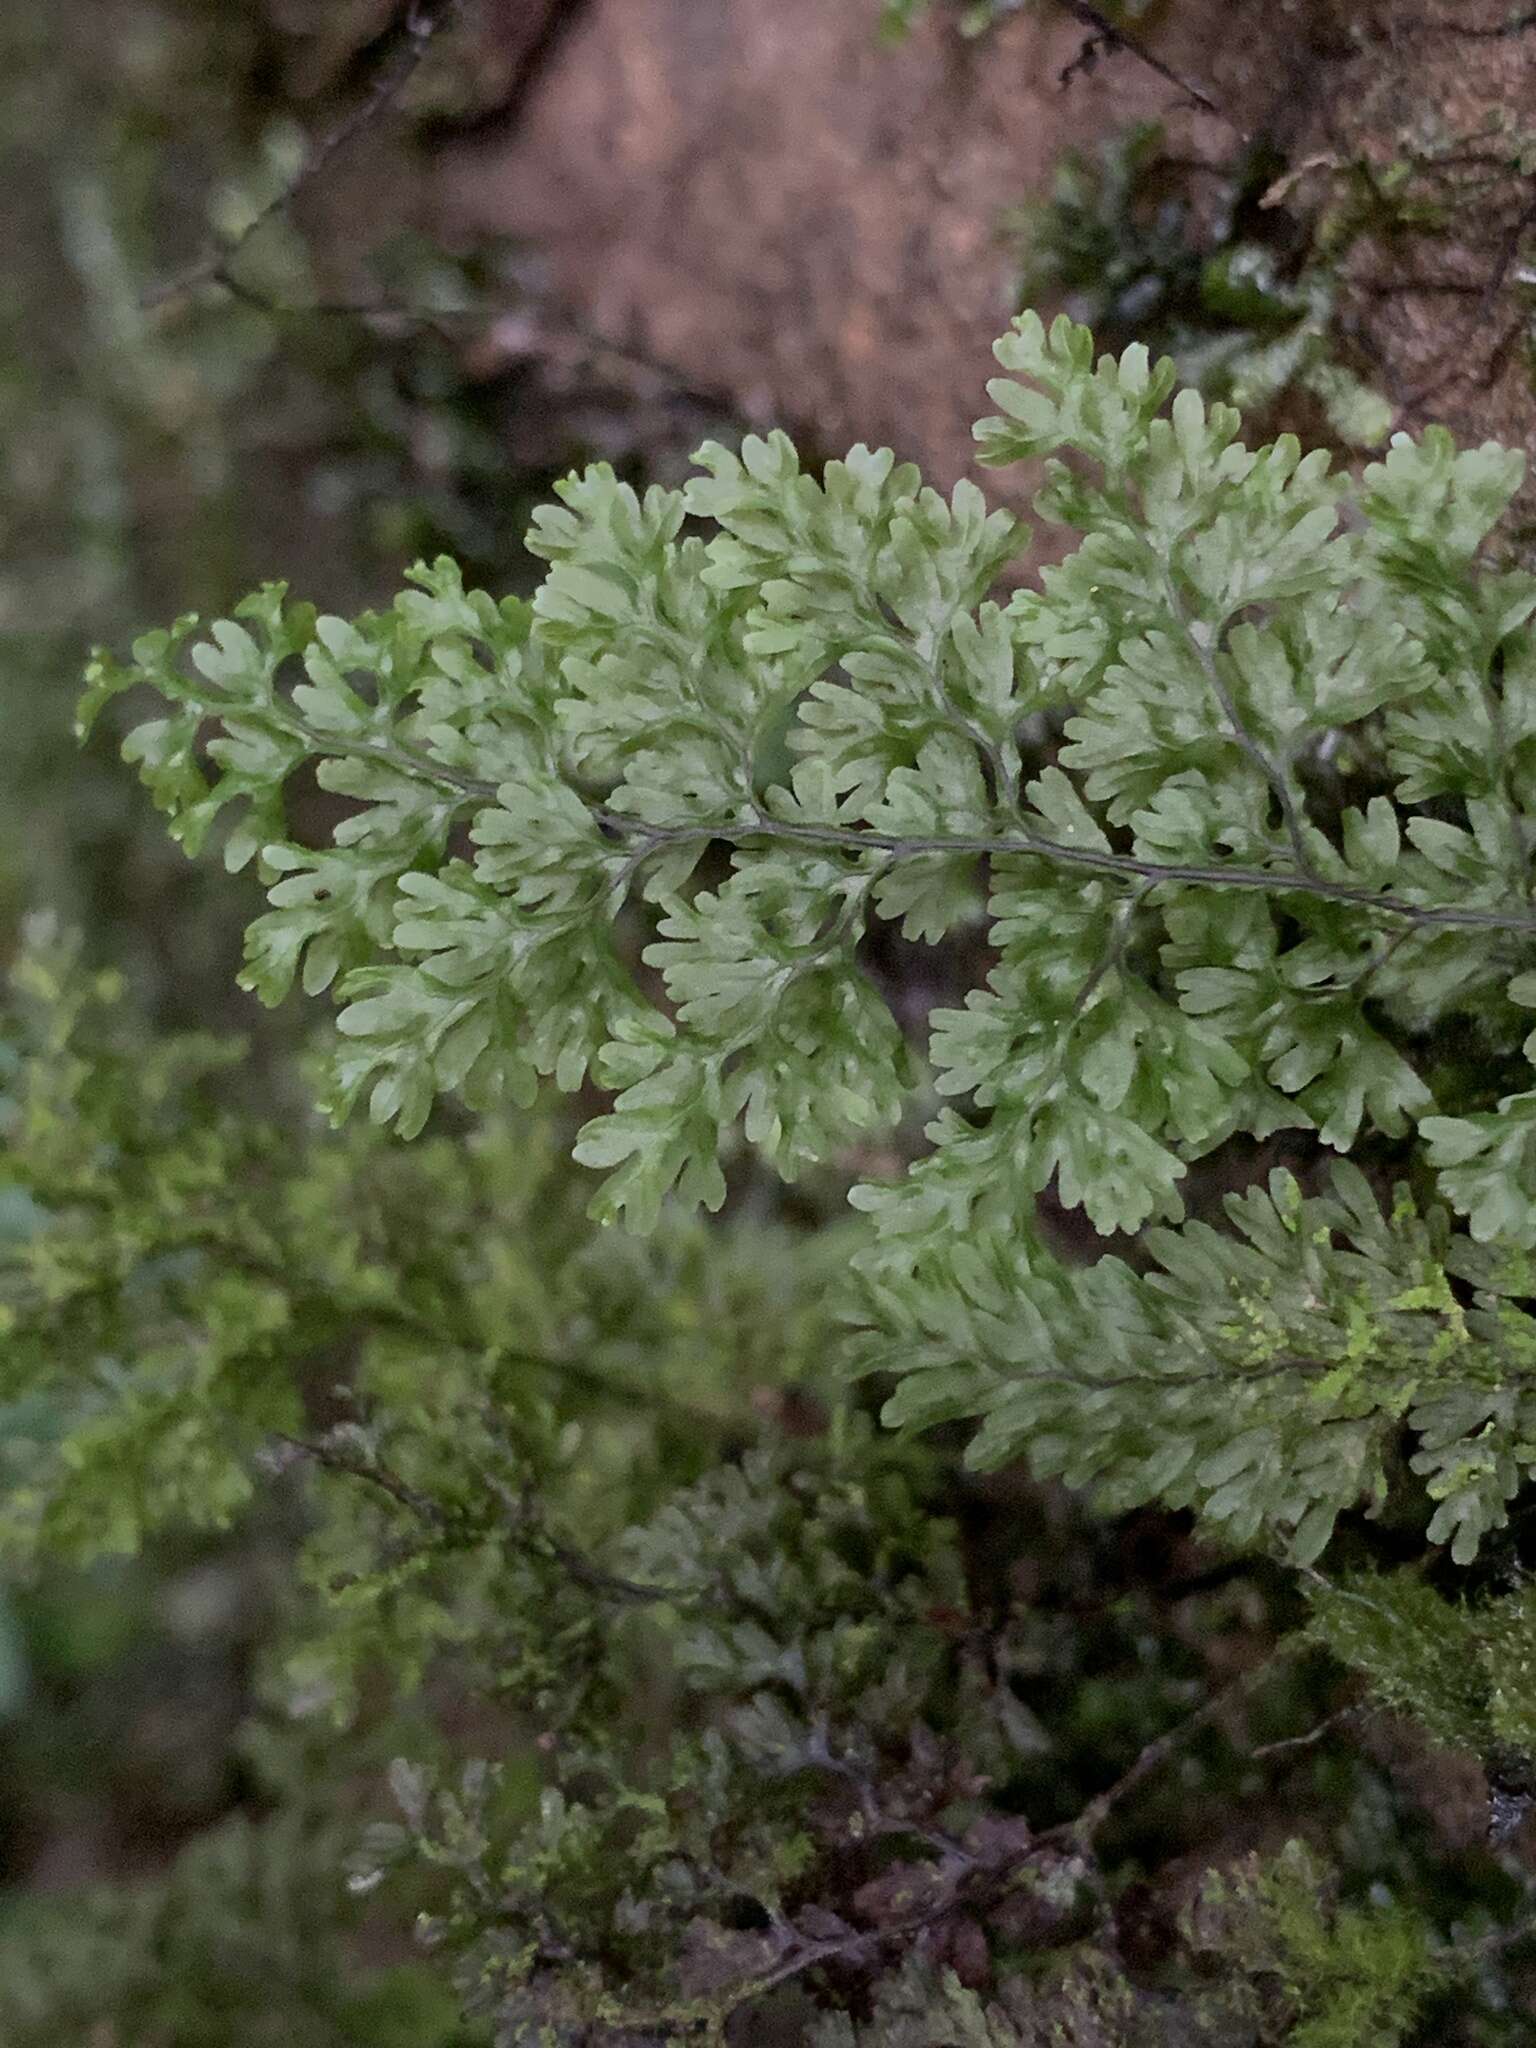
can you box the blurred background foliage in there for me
[0,2,738,2035]
[2,0,514,1026]
[0,0,726,1030]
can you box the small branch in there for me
[140,1211,731,1433]
[1480,180,1536,318]
[1048,0,1245,139]
[144,0,464,314]
[161,663,1536,937]
[1357,276,1491,300]
[276,1427,684,1606]
[661,1647,1312,2027]
[1342,919,1418,1002]
[416,0,596,145]
[275,1431,449,1526]
[138,0,736,422]
[1384,175,1536,420]
[1397,7,1536,38]
[472,1434,691,1607]
[1000,877,1155,1136]
[537,1528,686,1605]
[803,1726,977,1866]
[1068,881,1150,1018]
[1051,1640,1308,1851]
[1156,561,1319,879]
[176,644,1536,942]
[1027,1349,1398,1399]
[197,272,740,416]
[1462,1905,1536,1962]
[280,713,499,801]
[621,1641,1333,2032]
[281,684,1536,939]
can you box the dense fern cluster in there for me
[3,935,1483,2042]
[83,310,1536,1573]
[1,947,1520,2044]
[34,307,1536,2034]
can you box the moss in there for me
[1009,121,1394,448]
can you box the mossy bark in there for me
[436,1,1536,504]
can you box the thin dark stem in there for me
[1464,1907,1536,1961]
[1068,881,1149,1017]
[203,274,739,413]
[1480,181,1536,318]
[1155,561,1318,879]
[1344,919,1417,1000]
[1357,278,1490,300]
[188,680,1536,936]
[477,1462,686,1606]
[634,1643,1313,2030]
[192,660,1536,941]
[138,0,735,417]
[1397,8,1536,39]
[995,877,1155,1137]
[278,1428,685,1606]
[1050,1641,1307,1851]
[1048,0,1244,138]
[1251,1703,1362,1760]
[274,711,500,801]
[144,1,463,313]
[1041,1350,1407,1398]
[275,1431,448,1526]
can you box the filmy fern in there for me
[83,308,1536,1575]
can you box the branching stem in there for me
[1155,562,1319,879]
[1049,1638,1309,1851]
[593,805,1536,937]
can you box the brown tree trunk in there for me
[434,0,1536,508]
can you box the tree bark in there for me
[435,1,1536,505]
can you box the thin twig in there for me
[138,0,734,419]
[1343,918,1418,1001]
[279,1426,686,1605]
[1463,1906,1536,1961]
[1357,277,1491,300]
[275,1431,449,1525]
[1489,186,1536,308]
[1386,174,1536,419]
[644,1644,1311,2029]
[1250,1702,1362,1760]
[1051,1639,1308,1851]
[1397,7,1536,39]
[144,0,465,313]
[1048,0,1245,138]
[992,877,1156,1145]
[168,670,1536,936]
[474,1428,692,1606]
[206,271,739,414]
[145,1203,733,1430]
